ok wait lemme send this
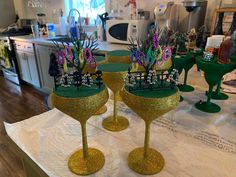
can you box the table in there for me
[4,89,236,177]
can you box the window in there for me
[65,0,106,25]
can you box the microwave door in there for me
[108,23,128,41]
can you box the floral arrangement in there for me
[125,29,179,91]
[48,37,103,89]
[174,32,188,54]
[129,28,173,72]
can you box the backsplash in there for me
[14,0,65,23]
[0,0,15,28]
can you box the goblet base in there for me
[68,148,105,175]
[94,106,107,115]
[128,147,165,175]
[180,95,184,102]
[102,116,129,131]
[178,84,195,92]
[206,91,229,100]
[111,93,122,101]
[195,101,221,113]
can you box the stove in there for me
[0,28,32,85]
[0,27,32,37]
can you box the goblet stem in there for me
[207,85,213,105]
[143,121,151,159]
[113,92,118,122]
[183,70,188,86]
[81,122,89,159]
[215,80,222,95]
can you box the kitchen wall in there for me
[13,0,236,31]
[13,0,65,24]
[0,0,16,28]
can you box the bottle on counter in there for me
[46,23,56,38]
[59,9,67,36]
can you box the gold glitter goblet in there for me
[155,58,172,71]
[121,87,180,175]
[83,56,108,115]
[52,85,109,175]
[98,63,130,132]
[107,50,131,64]
[107,50,130,101]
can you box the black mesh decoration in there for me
[48,53,60,77]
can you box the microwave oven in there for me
[106,19,150,44]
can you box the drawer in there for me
[14,41,34,53]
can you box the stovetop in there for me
[0,28,32,38]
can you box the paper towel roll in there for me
[59,16,67,35]
[97,25,103,41]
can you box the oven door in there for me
[106,20,130,44]
[0,39,20,85]
[2,68,20,85]
[0,44,12,69]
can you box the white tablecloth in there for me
[4,90,236,177]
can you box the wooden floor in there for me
[0,76,48,177]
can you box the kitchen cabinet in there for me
[35,44,56,93]
[15,42,40,87]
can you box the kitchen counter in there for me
[10,35,129,53]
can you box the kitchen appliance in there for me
[18,19,38,29]
[37,13,47,28]
[182,0,208,31]
[0,29,32,85]
[154,1,174,30]
[0,36,19,84]
[137,10,150,20]
[106,19,150,44]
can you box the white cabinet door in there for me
[35,45,55,93]
[15,51,31,83]
[26,52,40,87]
[15,49,41,87]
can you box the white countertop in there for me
[10,35,129,52]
